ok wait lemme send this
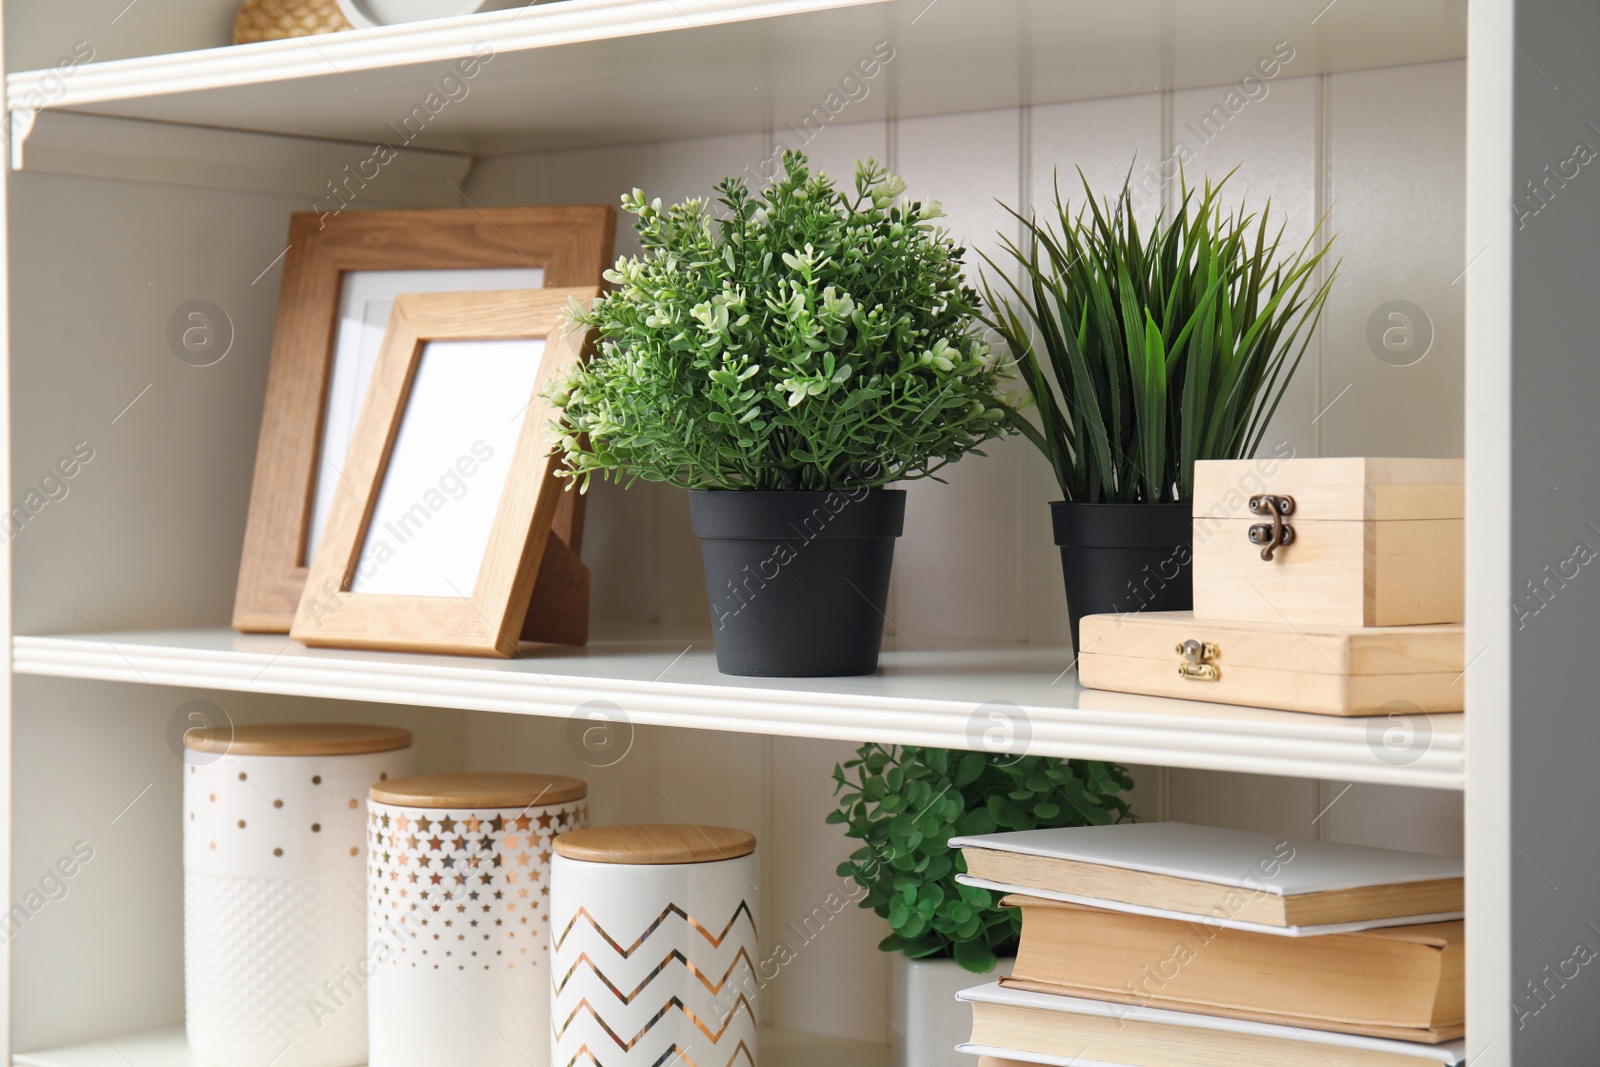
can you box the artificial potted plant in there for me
[982,171,1335,655]
[552,152,1014,676]
[829,744,1132,1067]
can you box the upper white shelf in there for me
[13,628,1464,789]
[5,0,1466,157]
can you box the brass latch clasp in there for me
[1176,638,1221,682]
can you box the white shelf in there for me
[14,1026,886,1067]
[4,0,1465,158]
[13,628,1463,789]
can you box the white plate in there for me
[336,0,530,28]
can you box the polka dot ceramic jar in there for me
[184,723,414,1067]
[366,773,589,1067]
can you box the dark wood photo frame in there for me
[233,205,614,634]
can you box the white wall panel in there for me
[1317,782,1464,857]
[1170,72,1322,462]
[777,115,891,194]
[9,175,328,634]
[4,0,237,70]
[1322,60,1466,458]
[765,736,893,1043]
[891,108,1026,643]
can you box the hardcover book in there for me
[950,822,1463,933]
[957,983,1468,1067]
[1001,895,1463,1042]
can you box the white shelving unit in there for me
[2,0,1593,1063]
[6,0,1466,153]
[12,629,1465,789]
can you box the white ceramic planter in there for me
[183,723,414,1067]
[890,955,1013,1067]
[366,773,589,1067]
[551,826,759,1067]
[335,0,532,28]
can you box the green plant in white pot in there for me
[981,170,1336,655]
[828,743,1132,1067]
[550,151,1015,676]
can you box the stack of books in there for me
[947,822,1469,1067]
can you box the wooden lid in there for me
[1193,457,1464,520]
[1077,610,1464,678]
[554,824,756,864]
[371,773,587,809]
[184,723,412,757]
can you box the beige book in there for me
[961,984,1467,1067]
[1003,896,1462,1042]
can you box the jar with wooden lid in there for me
[184,723,414,1067]
[551,825,759,1067]
[367,772,589,1067]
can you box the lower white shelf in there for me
[12,628,1464,788]
[13,1026,887,1067]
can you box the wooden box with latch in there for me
[1192,457,1464,627]
[1077,611,1465,715]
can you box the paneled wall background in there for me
[460,59,1471,1043]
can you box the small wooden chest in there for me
[1077,611,1464,716]
[1192,457,1464,627]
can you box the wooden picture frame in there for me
[233,206,614,633]
[290,288,598,658]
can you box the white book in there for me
[948,822,1463,895]
[952,873,1462,936]
[956,982,1468,1067]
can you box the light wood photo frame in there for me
[290,288,598,658]
[234,206,614,633]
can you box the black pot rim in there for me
[1048,500,1192,510]
[1050,499,1193,549]
[690,487,906,541]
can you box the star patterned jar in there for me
[184,723,414,1067]
[366,772,589,1067]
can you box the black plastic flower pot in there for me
[1052,501,1194,658]
[689,489,907,677]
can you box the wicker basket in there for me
[235,0,353,44]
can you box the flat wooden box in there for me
[1193,457,1464,627]
[1077,611,1465,716]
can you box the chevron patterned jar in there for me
[184,723,414,1067]
[366,773,589,1067]
[551,825,759,1067]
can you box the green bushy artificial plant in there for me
[548,151,1016,491]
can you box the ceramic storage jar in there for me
[366,773,589,1067]
[551,825,759,1067]
[184,723,414,1067]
